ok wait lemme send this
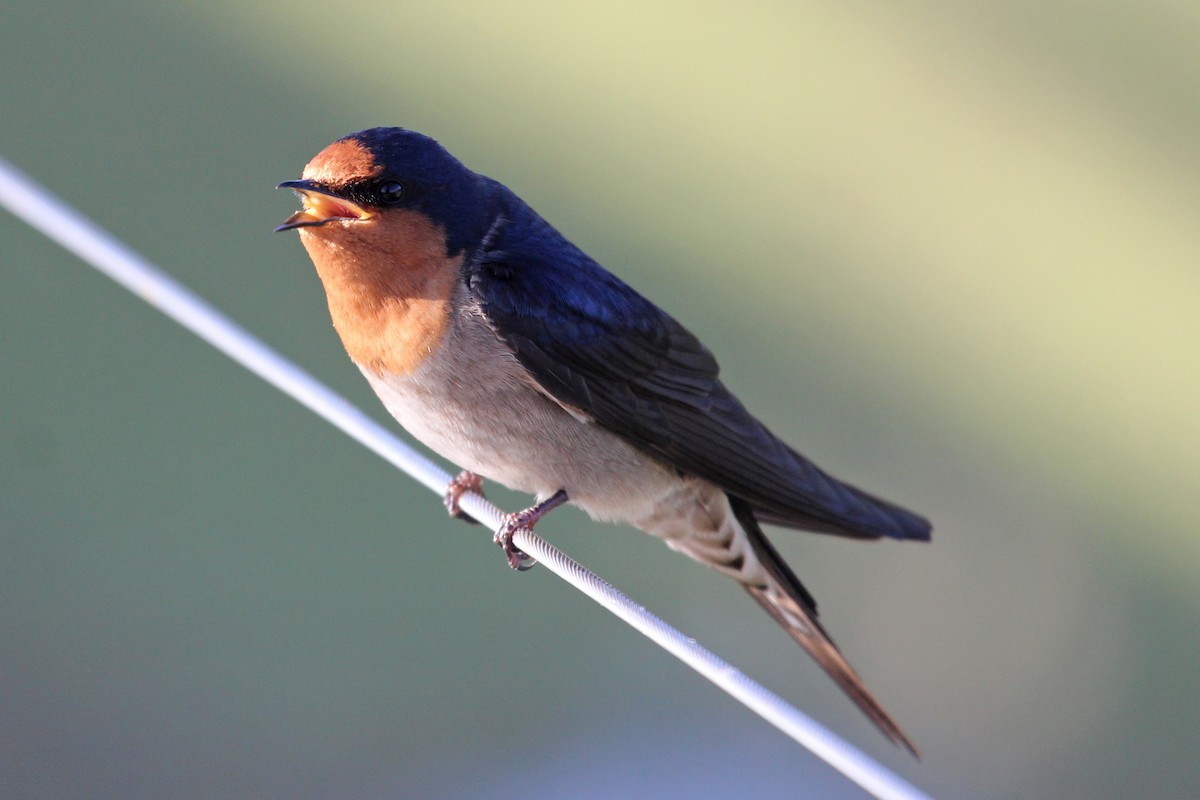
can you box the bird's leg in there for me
[443,470,484,524]
[495,489,569,571]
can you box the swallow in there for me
[278,127,931,755]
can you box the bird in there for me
[277,127,931,755]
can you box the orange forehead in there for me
[300,138,381,186]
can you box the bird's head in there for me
[277,127,492,257]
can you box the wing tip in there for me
[886,507,933,542]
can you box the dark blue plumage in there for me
[343,128,496,256]
[464,170,930,542]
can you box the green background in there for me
[3,3,1198,798]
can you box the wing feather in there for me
[466,195,930,541]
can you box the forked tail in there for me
[730,496,920,757]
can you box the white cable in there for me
[0,157,933,800]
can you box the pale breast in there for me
[358,301,683,524]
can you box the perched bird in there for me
[278,127,931,755]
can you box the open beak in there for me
[275,180,372,231]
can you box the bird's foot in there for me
[494,489,569,572]
[443,470,484,524]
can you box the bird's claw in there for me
[443,470,484,524]
[490,489,569,572]
[494,514,538,571]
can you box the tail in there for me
[729,495,920,757]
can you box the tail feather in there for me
[730,496,920,757]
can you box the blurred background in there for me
[2,2,1198,798]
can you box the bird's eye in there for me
[376,180,405,204]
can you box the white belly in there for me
[357,310,682,524]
